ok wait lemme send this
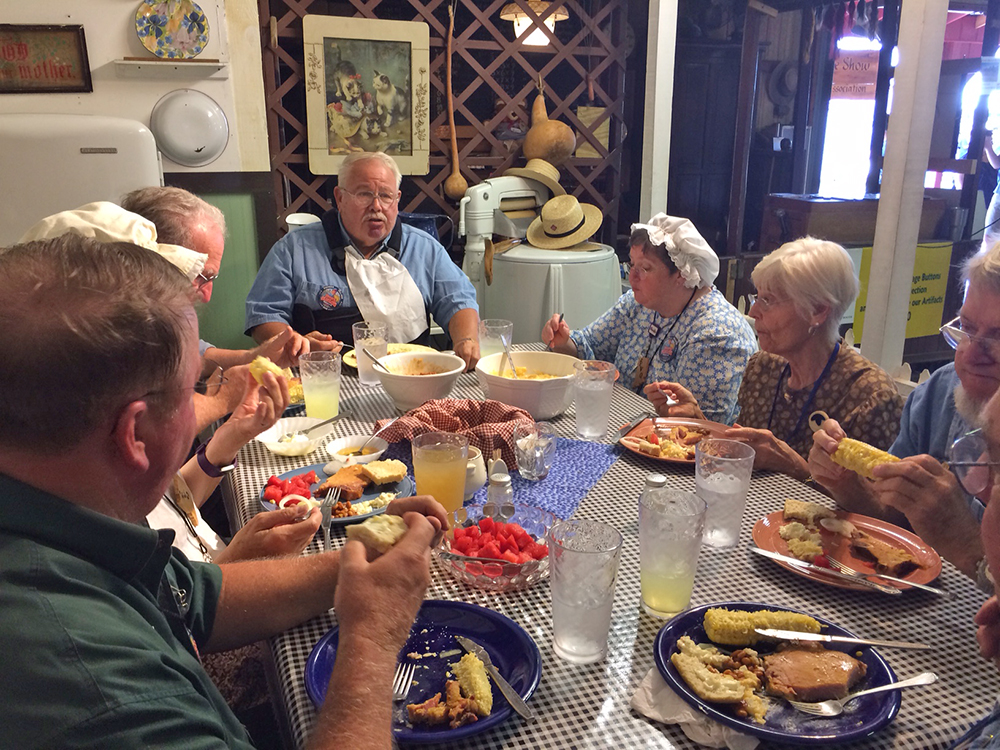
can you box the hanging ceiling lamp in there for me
[500,1,569,47]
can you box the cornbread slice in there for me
[345,514,407,554]
[785,537,824,561]
[670,651,745,703]
[360,459,408,485]
[249,356,284,384]
[451,652,492,716]
[783,499,835,526]
[831,438,899,480]
[703,608,822,646]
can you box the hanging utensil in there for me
[443,3,468,200]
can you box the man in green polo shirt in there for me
[0,235,445,749]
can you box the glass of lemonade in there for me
[548,519,623,664]
[695,439,756,549]
[412,432,469,513]
[352,320,388,386]
[479,319,514,359]
[573,360,617,440]
[299,351,341,420]
[639,487,706,618]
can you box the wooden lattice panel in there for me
[259,0,627,245]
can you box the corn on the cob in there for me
[830,438,899,480]
[703,608,821,646]
[451,653,492,716]
[248,355,284,384]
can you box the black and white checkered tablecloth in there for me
[223,346,1000,749]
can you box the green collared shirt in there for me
[0,474,253,749]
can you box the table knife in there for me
[455,635,535,721]
[618,411,653,439]
[750,547,902,595]
[753,627,931,651]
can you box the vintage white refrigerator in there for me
[0,113,163,247]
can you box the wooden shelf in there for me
[114,58,229,80]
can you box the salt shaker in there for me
[487,472,514,505]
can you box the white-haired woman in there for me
[649,237,903,478]
[543,214,757,424]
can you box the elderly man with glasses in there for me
[810,245,1000,590]
[244,151,481,369]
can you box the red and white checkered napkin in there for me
[374,399,534,467]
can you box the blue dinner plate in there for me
[258,462,413,525]
[305,600,542,744]
[654,601,901,745]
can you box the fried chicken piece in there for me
[445,680,481,728]
[407,692,449,726]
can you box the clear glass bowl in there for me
[433,503,555,592]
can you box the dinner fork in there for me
[392,660,416,702]
[319,488,339,553]
[785,671,936,717]
[825,557,955,599]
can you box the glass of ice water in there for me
[694,439,755,550]
[478,319,513,359]
[573,360,617,440]
[548,519,623,664]
[513,421,557,480]
[639,488,706,618]
[352,320,388,386]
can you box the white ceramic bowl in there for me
[324,435,389,463]
[376,351,465,412]
[475,351,577,419]
[254,417,337,457]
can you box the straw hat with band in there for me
[19,201,207,282]
[527,194,603,249]
[503,158,566,196]
[630,213,719,289]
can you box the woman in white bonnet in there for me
[543,213,757,424]
[651,237,903,478]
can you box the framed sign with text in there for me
[0,24,93,94]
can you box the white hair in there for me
[963,241,1000,295]
[338,151,402,189]
[751,237,859,345]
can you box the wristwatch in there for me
[195,441,238,478]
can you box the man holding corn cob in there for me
[810,247,1000,582]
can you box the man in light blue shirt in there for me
[246,152,481,369]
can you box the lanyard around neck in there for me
[766,342,840,439]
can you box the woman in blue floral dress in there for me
[542,214,757,424]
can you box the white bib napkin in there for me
[344,246,427,343]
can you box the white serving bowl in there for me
[254,416,338,457]
[324,435,389,463]
[475,351,578,419]
[376,351,465,412]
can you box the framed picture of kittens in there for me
[303,15,430,175]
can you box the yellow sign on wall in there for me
[851,243,953,341]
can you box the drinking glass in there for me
[513,421,557,481]
[639,488,706,618]
[548,519,623,664]
[573,360,617,439]
[695,439,755,549]
[352,320,388,386]
[412,432,469,513]
[479,319,514,359]
[298,351,341,420]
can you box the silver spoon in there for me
[277,412,346,443]
[343,416,400,457]
[363,347,392,373]
[500,338,519,379]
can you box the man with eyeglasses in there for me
[122,188,320,427]
[810,246,1000,588]
[0,234,447,749]
[245,151,482,369]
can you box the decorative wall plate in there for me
[135,0,210,60]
